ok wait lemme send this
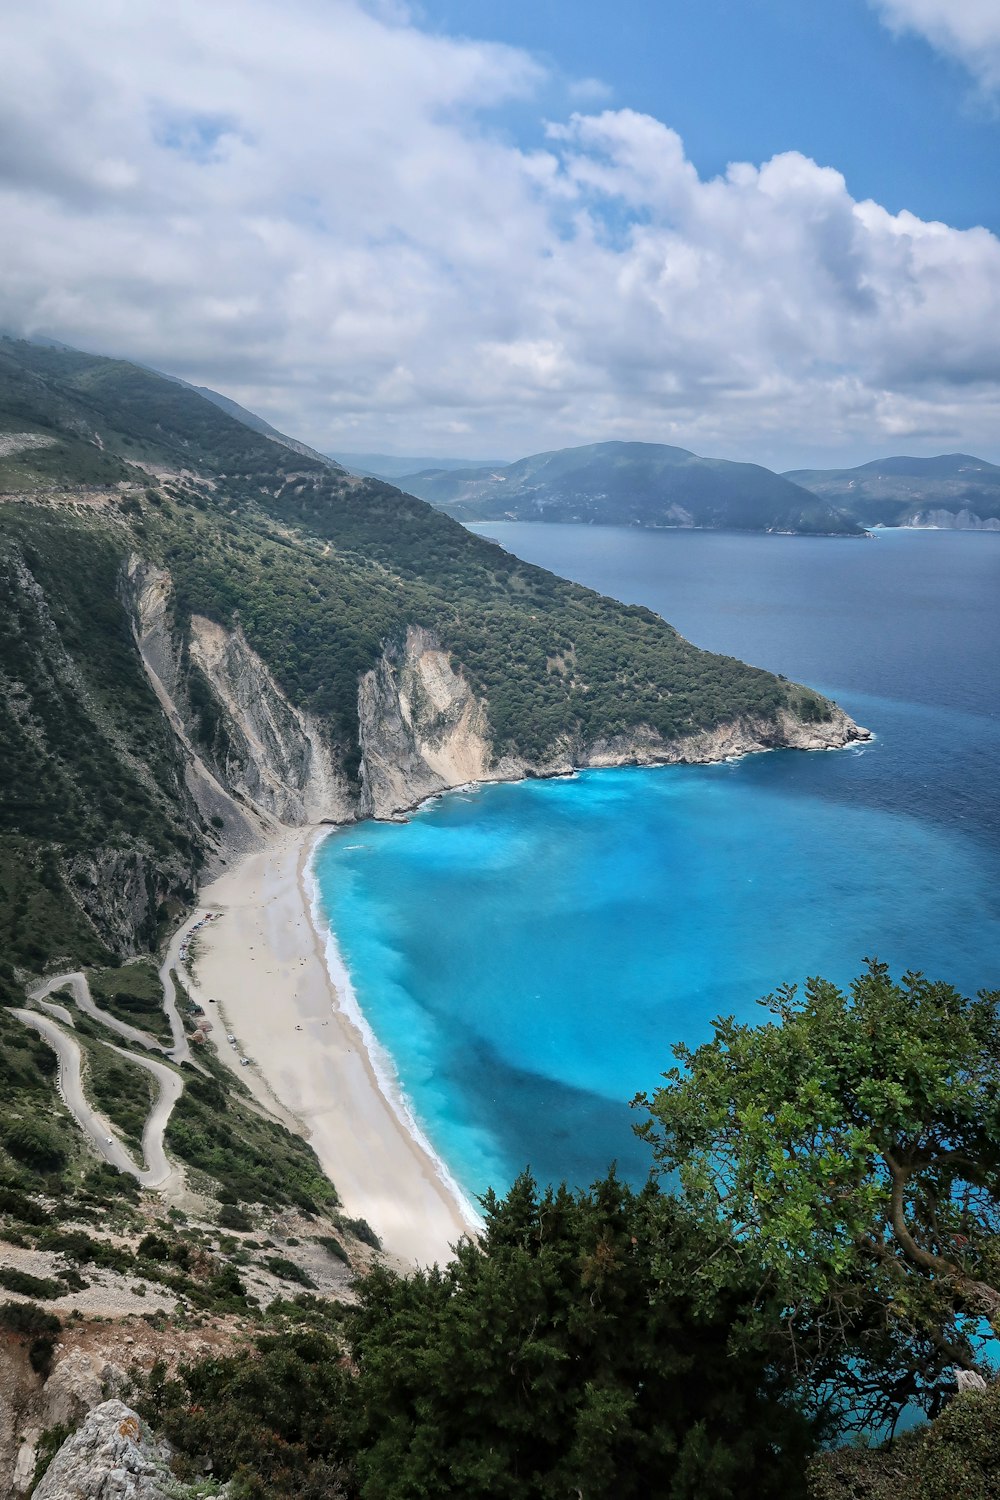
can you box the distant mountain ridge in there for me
[400,441,864,536]
[783,454,1000,530]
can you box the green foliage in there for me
[0,336,331,490]
[0,1299,61,1335]
[76,1036,155,1156]
[166,1051,338,1211]
[333,1215,380,1252]
[315,1234,350,1265]
[218,1203,253,1232]
[0,1299,61,1376]
[146,1172,817,1500]
[0,1007,81,1188]
[30,1424,74,1494]
[347,1171,816,1500]
[811,1386,1000,1500]
[0,1115,67,1172]
[262,1256,317,1289]
[637,961,1000,1427]
[88,961,174,1044]
[0,1267,64,1298]
[38,1226,136,1274]
[141,1330,354,1499]
[0,1185,49,1225]
[0,504,201,969]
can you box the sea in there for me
[311,525,1000,1205]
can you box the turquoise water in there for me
[312,527,1000,1200]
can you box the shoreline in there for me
[182,719,871,1267]
[189,825,479,1268]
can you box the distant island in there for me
[398,440,866,535]
[783,453,1000,531]
[397,441,1000,536]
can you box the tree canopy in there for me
[636,961,1000,1427]
[147,1170,819,1500]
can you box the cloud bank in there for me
[870,0,1000,92]
[2,0,999,466]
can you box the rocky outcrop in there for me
[128,559,869,833]
[356,627,869,819]
[30,1400,205,1500]
[358,626,519,817]
[187,615,353,825]
[62,846,165,956]
[1,1343,129,1498]
[904,508,1000,531]
[128,558,354,847]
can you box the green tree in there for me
[349,1171,817,1500]
[636,961,1000,1428]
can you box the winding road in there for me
[12,1009,179,1188]
[30,971,163,1052]
[15,943,202,1191]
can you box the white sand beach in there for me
[190,827,478,1268]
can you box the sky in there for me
[2,0,999,470]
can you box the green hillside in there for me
[0,335,336,491]
[784,453,1000,528]
[401,440,863,535]
[0,339,848,981]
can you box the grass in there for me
[88,959,173,1045]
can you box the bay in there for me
[313,526,1000,1200]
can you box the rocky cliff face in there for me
[187,614,354,825]
[904,508,1000,531]
[30,1400,203,1500]
[131,563,867,835]
[355,626,869,819]
[357,625,517,817]
[128,558,355,850]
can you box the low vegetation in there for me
[127,964,1000,1498]
[167,1048,338,1212]
[88,960,174,1045]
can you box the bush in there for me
[263,1257,317,1289]
[0,1186,48,1225]
[218,1204,252,1232]
[334,1214,380,1251]
[0,1268,63,1299]
[0,1118,66,1172]
[0,1299,61,1335]
[315,1235,349,1265]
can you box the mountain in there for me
[329,450,503,480]
[400,440,864,535]
[0,336,343,491]
[783,454,1000,530]
[0,336,863,984]
[184,383,341,469]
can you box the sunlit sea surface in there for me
[312,526,1000,1199]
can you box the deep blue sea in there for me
[313,526,1000,1203]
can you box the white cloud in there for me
[869,0,1000,91]
[1,0,998,467]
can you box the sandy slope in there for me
[190,828,477,1267]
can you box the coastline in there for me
[180,707,870,1268]
[189,825,479,1268]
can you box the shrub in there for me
[263,1257,317,1289]
[0,1268,63,1299]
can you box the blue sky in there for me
[2,0,999,468]
[421,0,1000,234]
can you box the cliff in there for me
[356,625,867,819]
[1,341,871,975]
[129,574,870,831]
